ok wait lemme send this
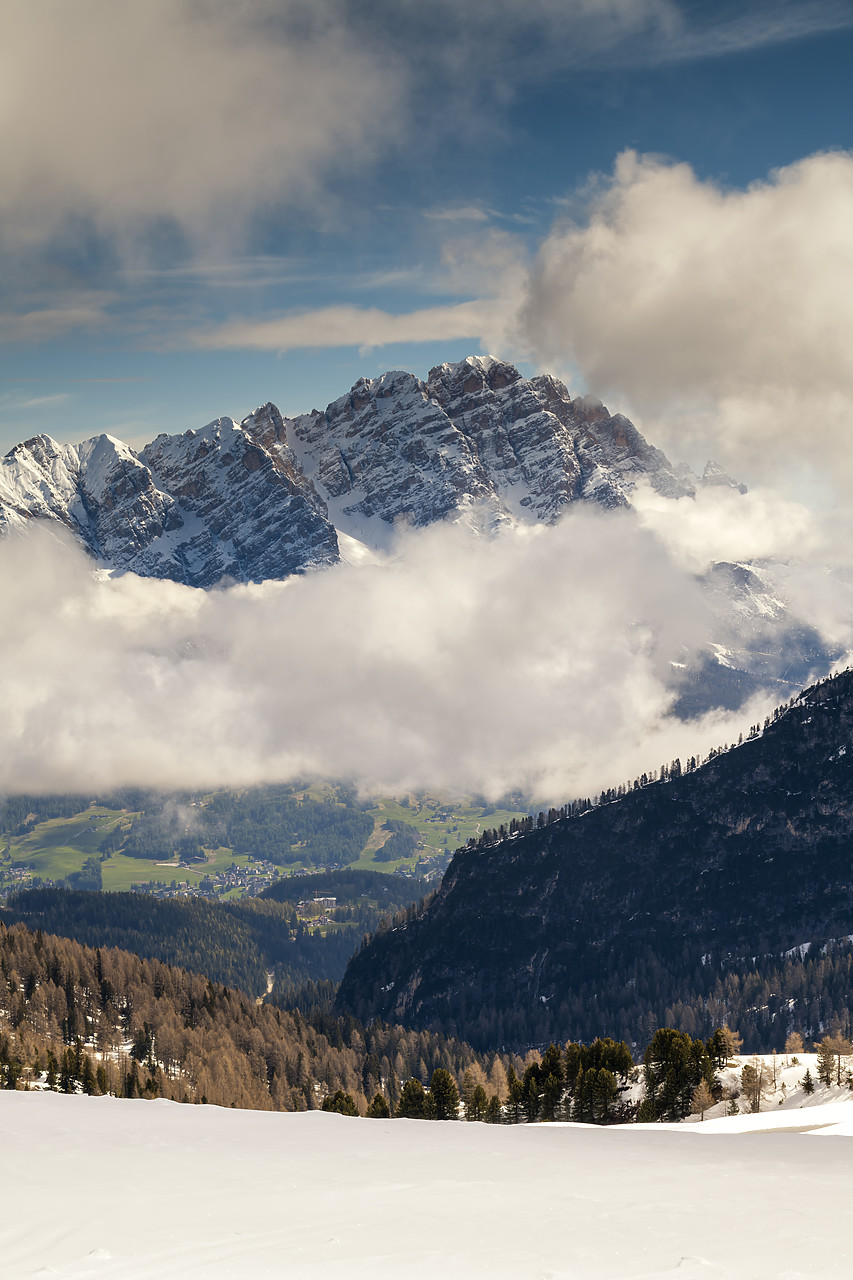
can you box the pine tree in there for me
[321,1090,358,1116]
[485,1094,502,1124]
[505,1066,524,1124]
[366,1092,390,1118]
[465,1084,488,1121]
[816,1038,835,1087]
[396,1078,429,1119]
[428,1068,460,1121]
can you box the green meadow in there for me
[1,790,531,889]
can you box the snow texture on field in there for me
[2,1091,853,1280]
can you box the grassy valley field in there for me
[0,786,530,899]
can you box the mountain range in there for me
[0,355,732,582]
[0,355,838,711]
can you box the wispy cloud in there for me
[425,206,493,223]
[0,298,113,343]
[654,2,853,64]
[9,393,72,410]
[184,301,501,354]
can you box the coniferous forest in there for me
[0,872,431,997]
[4,673,853,1118]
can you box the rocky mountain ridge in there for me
[0,355,838,710]
[0,356,713,581]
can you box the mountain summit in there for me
[0,357,695,582]
[0,357,834,713]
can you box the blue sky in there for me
[2,0,852,486]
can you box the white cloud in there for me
[631,483,823,574]
[0,298,114,344]
[516,150,853,491]
[424,207,493,223]
[0,515,782,801]
[185,301,501,354]
[6,0,832,268]
[0,1,402,252]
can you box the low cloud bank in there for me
[0,509,808,801]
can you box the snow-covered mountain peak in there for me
[0,357,727,586]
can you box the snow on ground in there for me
[683,1053,852,1123]
[3,1090,853,1280]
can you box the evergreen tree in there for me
[522,1062,542,1123]
[816,1038,835,1087]
[643,1028,714,1121]
[505,1066,524,1124]
[465,1084,488,1122]
[428,1068,460,1121]
[396,1078,429,1119]
[321,1090,359,1116]
[539,1044,564,1121]
[592,1068,618,1123]
[80,1054,97,1096]
[366,1092,390,1118]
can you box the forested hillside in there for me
[0,921,510,1113]
[1,872,430,998]
[338,670,853,1050]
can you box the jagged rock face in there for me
[0,407,338,586]
[0,358,692,580]
[336,669,853,1050]
[284,369,493,539]
[0,433,181,560]
[140,405,338,586]
[284,356,695,540]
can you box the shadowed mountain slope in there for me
[337,669,853,1049]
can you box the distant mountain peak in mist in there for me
[1,356,832,718]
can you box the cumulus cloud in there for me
[0,0,402,252]
[0,514,783,801]
[516,150,853,490]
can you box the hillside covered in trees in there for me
[0,921,513,1113]
[338,670,853,1050]
[0,871,431,998]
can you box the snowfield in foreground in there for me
[3,1092,852,1280]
